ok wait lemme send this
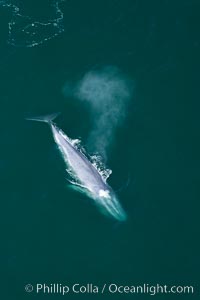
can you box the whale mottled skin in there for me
[27,113,127,221]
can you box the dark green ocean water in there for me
[0,0,200,299]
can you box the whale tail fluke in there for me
[26,112,60,124]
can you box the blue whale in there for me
[27,113,127,221]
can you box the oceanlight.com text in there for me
[25,283,195,296]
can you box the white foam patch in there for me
[0,0,65,47]
[98,189,110,198]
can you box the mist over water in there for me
[63,66,133,160]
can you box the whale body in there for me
[27,113,127,221]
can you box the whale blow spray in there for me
[63,66,133,160]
